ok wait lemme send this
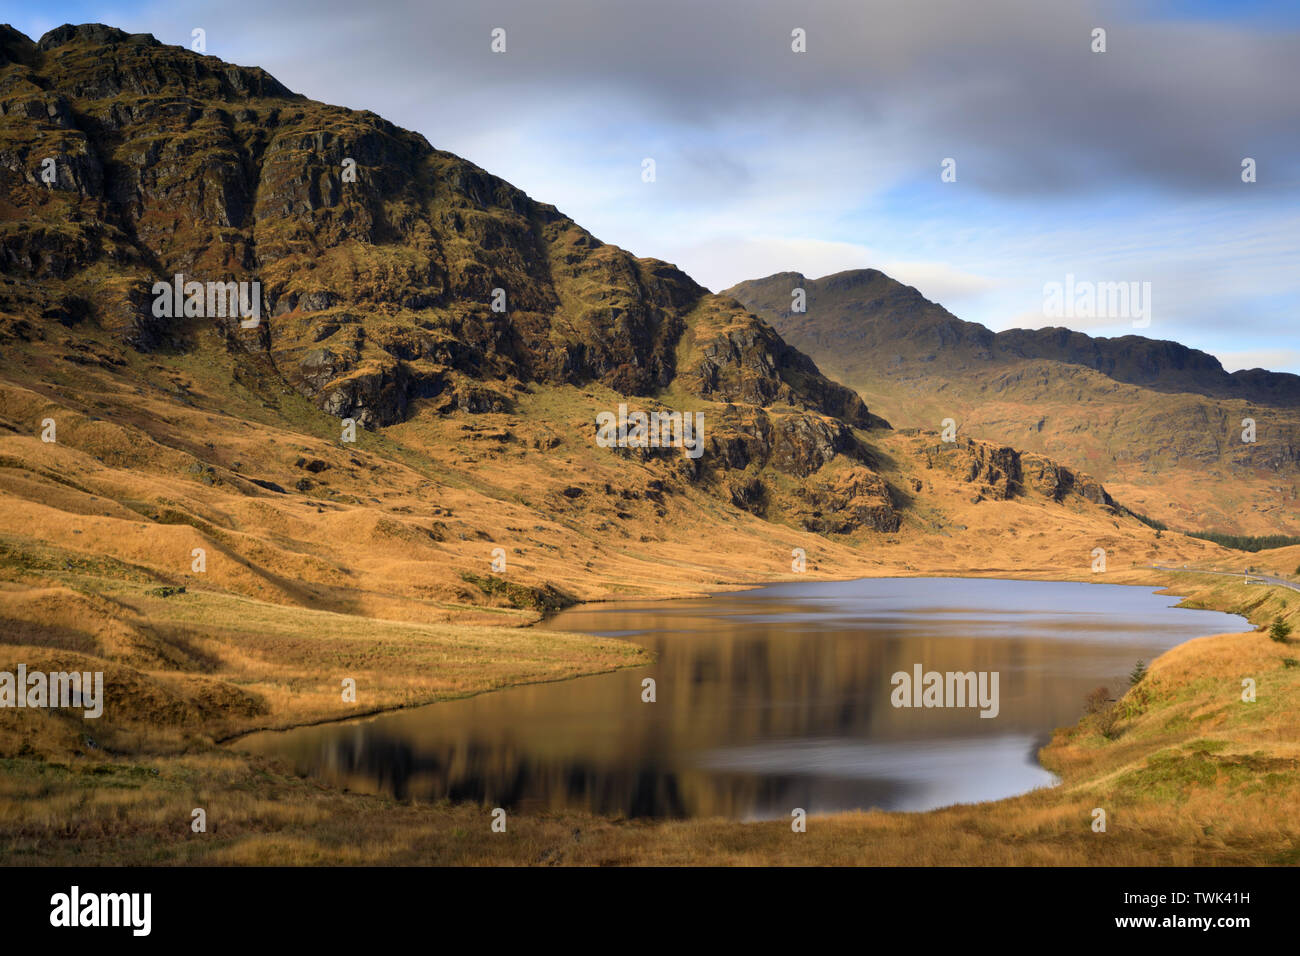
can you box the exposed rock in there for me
[925,437,1115,508]
[795,467,900,534]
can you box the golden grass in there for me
[0,580,649,759]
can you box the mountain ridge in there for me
[726,269,1300,536]
[725,268,1300,405]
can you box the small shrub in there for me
[1119,684,1152,720]
[1083,686,1121,739]
[1269,618,1293,643]
[1095,704,1121,739]
[1129,660,1147,685]
[1083,686,1111,715]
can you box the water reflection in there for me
[236,578,1249,819]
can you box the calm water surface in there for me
[236,578,1250,820]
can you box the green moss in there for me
[458,571,576,612]
[1116,749,1220,802]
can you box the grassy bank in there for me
[2,572,1297,865]
[0,576,650,760]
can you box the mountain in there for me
[725,269,1300,536]
[0,24,1227,754]
[0,24,903,529]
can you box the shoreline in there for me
[4,565,1296,865]
[226,569,1258,792]
[217,653,657,746]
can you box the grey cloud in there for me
[149,0,1300,197]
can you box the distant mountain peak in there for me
[37,23,137,50]
[727,268,1298,404]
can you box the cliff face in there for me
[919,437,1114,507]
[3,24,702,417]
[0,24,1122,540]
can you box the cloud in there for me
[1214,348,1300,374]
[876,261,1002,307]
[56,0,1295,198]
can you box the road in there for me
[1150,565,1300,593]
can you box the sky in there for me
[10,1,1299,373]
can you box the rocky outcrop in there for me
[1021,453,1114,505]
[923,439,1021,500]
[923,437,1114,508]
[794,466,900,534]
[680,296,883,428]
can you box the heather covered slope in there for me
[726,270,1300,536]
[0,24,1228,758]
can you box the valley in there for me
[1,22,1297,869]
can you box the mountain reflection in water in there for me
[236,578,1250,820]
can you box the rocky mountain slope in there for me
[726,269,1300,535]
[0,23,902,531]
